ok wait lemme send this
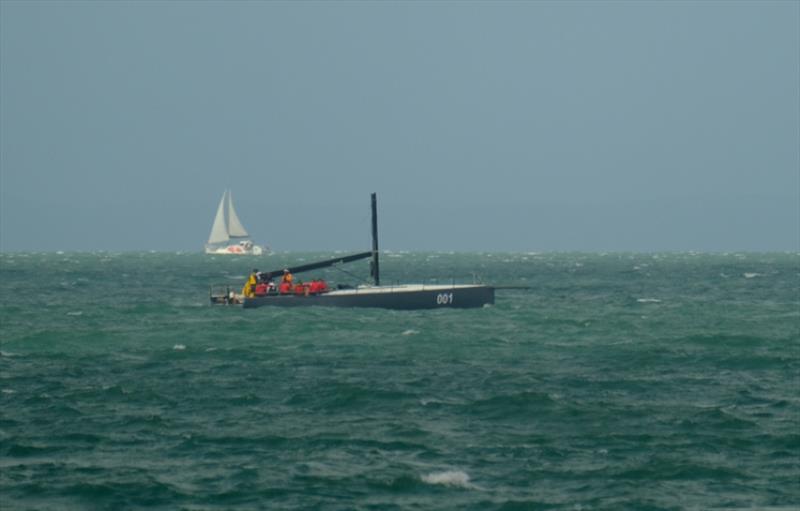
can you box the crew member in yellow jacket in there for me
[242,269,259,298]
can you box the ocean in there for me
[1,252,798,510]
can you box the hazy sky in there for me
[1,1,798,252]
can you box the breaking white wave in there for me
[636,298,661,303]
[421,470,476,489]
[173,344,186,351]
[66,311,83,316]
[743,272,762,279]
[402,329,420,336]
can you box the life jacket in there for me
[279,282,291,294]
[254,283,268,296]
[294,284,307,296]
[317,280,328,293]
[309,281,321,294]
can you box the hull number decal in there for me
[436,293,454,305]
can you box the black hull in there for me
[240,285,494,310]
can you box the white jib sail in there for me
[225,190,249,238]
[207,191,230,245]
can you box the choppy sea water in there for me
[1,252,798,510]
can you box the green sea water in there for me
[1,252,798,510]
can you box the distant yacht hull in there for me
[237,284,494,309]
[205,243,264,256]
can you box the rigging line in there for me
[332,264,367,283]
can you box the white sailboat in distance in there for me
[205,189,264,255]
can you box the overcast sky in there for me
[1,1,798,252]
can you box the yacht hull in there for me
[239,284,494,310]
[205,244,264,255]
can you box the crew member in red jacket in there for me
[254,282,268,296]
[309,279,329,294]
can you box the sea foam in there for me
[421,470,476,489]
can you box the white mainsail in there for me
[207,190,230,245]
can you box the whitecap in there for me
[66,311,83,316]
[205,347,218,352]
[421,470,476,489]
[743,272,762,279]
[0,351,18,357]
[402,329,419,336]
[636,298,661,303]
[173,344,186,351]
[1,389,16,394]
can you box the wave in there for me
[421,470,477,489]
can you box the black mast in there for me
[371,192,380,286]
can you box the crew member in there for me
[282,269,293,286]
[309,279,328,294]
[294,281,308,296]
[242,269,258,298]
